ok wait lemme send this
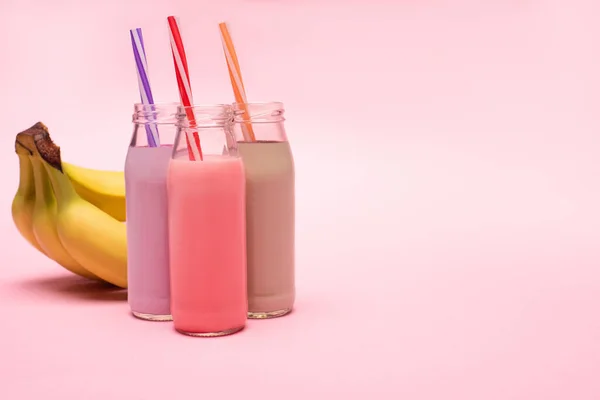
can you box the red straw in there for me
[167,16,203,161]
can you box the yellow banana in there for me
[45,161,128,288]
[30,156,99,280]
[13,127,126,258]
[11,142,46,255]
[62,163,126,222]
[16,122,128,288]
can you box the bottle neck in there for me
[131,103,180,148]
[232,120,288,143]
[232,102,287,143]
[172,125,236,160]
[172,105,234,159]
[130,123,178,148]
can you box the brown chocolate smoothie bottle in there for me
[231,102,295,319]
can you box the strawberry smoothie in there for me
[167,154,247,336]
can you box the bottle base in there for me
[248,308,292,319]
[176,325,244,337]
[132,311,173,322]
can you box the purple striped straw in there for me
[130,28,160,147]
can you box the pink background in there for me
[1,0,599,398]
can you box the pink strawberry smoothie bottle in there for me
[167,104,247,337]
[125,102,180,321]
[231,102,295,319]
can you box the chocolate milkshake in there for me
[237,140,295,317]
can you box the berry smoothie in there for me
[167,154,247,336]
[125,145,172,320]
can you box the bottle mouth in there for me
[232,101,284,109]
[132,103,180,124]
[132,102,286,124]
[232,101,285,123]
[175,104,234,128]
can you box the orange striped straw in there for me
[218,22,256,142]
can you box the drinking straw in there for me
[130,28,160,147]
[218,22,256,142]
[167,16,203,161]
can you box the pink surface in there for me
[1,0,600,399]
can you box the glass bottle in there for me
[168,104,247,337]
[125,102,179,321]
[231,102,295,319]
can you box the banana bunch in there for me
[11,122,128,288]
